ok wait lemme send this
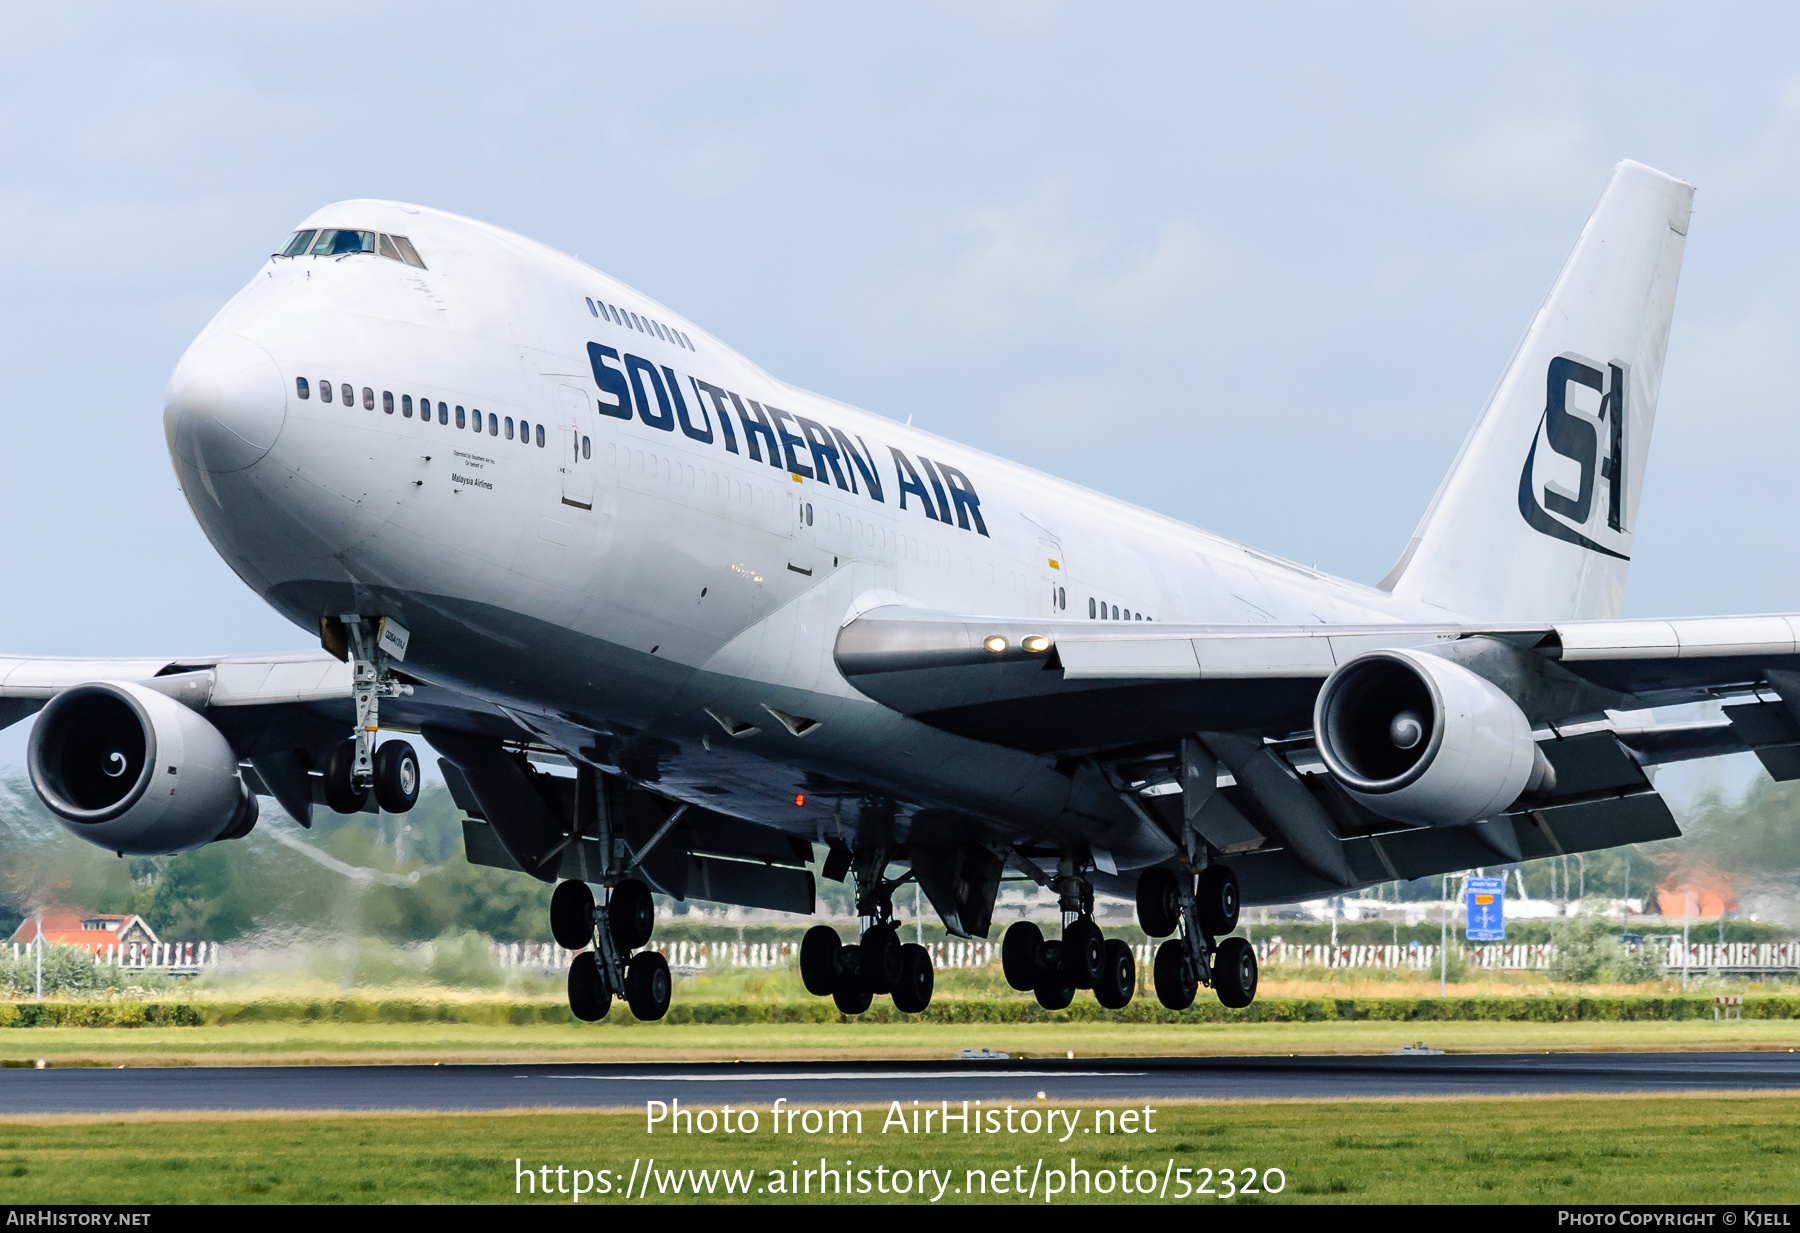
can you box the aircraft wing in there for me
[0,649,521,825]
[0,650,516,739]
[0,651,812,909]
[837,605,1800,903]
[835,605,1800,763]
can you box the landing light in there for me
[1022,635,1051,654]
[983,635,1008,653]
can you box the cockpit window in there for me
[388,235,426,268]
[312,229,375,256]
[282,228,426,267]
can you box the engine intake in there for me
[1313,649,1549,827]
[28,680,257,854]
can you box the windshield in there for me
[275,227,425,268]
[312,229,375,256]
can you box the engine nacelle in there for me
[27,680,257,855]
[1313,649,1549,827]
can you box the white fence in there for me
[496,940,990,972]
[1255,940,1800,974]
[496,936,1800,979]
[41,936,1776,979]
[8,941,220,975]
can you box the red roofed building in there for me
[10,912,159,954]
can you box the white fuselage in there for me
[163,200,1443,870]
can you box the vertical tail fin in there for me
[1382,160,1694,622]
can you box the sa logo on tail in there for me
[1518,354,1630,560]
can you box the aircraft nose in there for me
[164,333,287,473]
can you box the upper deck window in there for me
[312,229,375,256]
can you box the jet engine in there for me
[27,680,258,855]
[1313,648,1551,827]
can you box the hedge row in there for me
[0,1003,206,1028]
[1,994,1798,1029]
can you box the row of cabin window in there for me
[293,377,549,448]
[1089,598,1147,621]
[586,297,694,351]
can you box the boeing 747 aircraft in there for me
[6,161,1787,1020]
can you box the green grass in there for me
[1,1015,1796,1066]
[1,1096,1796,1203]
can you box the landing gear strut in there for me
[1138,862,1255,1010]
[323,614,419,816]
[553,772,673,1023]
[556,876,670,1022]
[1000,853,1136,1011]
[799,842,934,1015]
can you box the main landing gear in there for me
[322,614,421,816]
[1136,863,1256,1010]
[799,845,935,1015]
[999,856,1137,1011]
[552,877,672,1023]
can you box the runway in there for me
[2,1051,1798,1115]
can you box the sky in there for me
[4,3,1800,798]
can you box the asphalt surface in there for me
[2,1052,1798,1114]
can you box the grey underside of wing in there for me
[838,608,1800,906]
[1088,727,1689,905]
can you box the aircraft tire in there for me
[1213,936,1258,1009]
[860,923,902,994]
[1135,867,1180,937]
[1153,939,1197,1011]
[1196,865,1241,936]
[372,740,420,814]
[549,879,596,950]
[1034,979,1074,1011]
[322,739,369,815]
[1001,921,1043,991]
[568,952,611,1022]
[800,925,840,996]
[891,942,934,1014]
[832,972,873,1016]
[1094,938,1135,1010]
[833,942,865,998]
[608,879,655,951]
[626,950,672,1021]
[1061,918,1105,989]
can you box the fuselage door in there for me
[1038,532,1067,615]
[788,487,820,578]
[556,384,595,510]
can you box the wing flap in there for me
[1058,638,1200,679]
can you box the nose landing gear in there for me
[322,614,419,816]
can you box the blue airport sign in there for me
[1465,877,1506,941]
